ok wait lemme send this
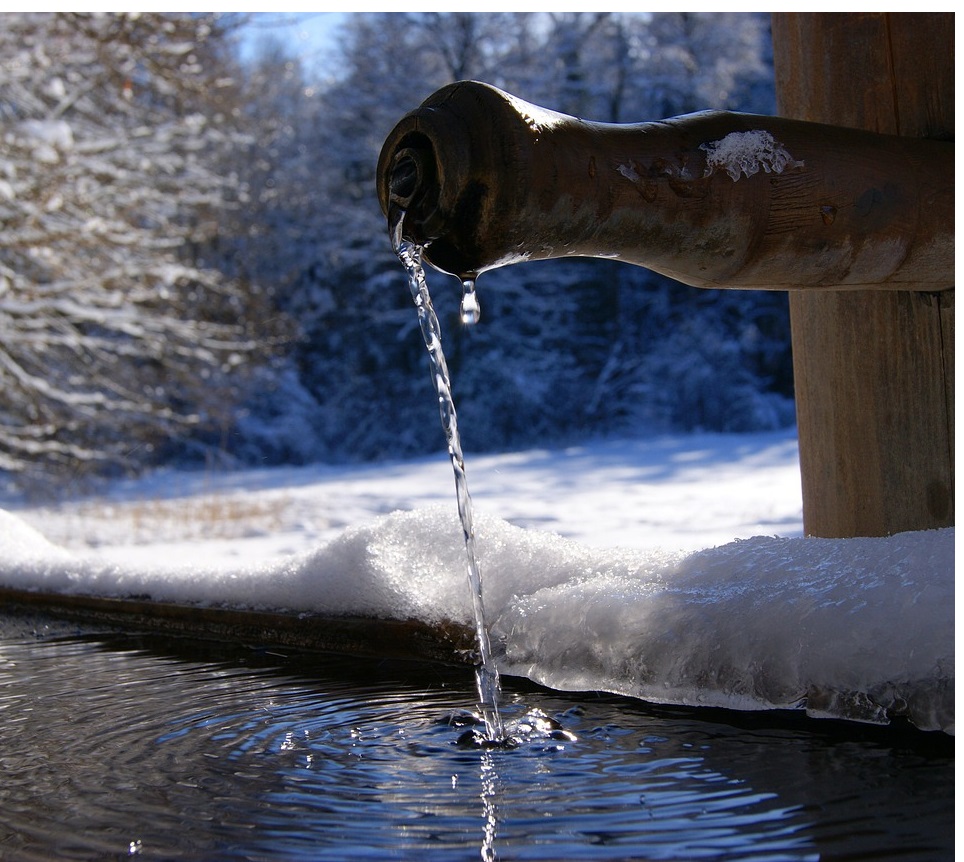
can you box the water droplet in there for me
[460,278,481,325]
[820,205,837,225]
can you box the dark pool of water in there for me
[0,612,952,861]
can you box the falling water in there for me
[391,209,504,743]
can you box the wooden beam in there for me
[378,82,953,290]
[0,586,476,665]
[772,12,954,537]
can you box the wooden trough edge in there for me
[0,585,478,666]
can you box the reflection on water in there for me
[0,613,952,861]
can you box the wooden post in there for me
[771,13,954,538]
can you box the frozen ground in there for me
[0,428,954,733]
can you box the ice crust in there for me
[0,505,952,734]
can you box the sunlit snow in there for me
[0,429,953,733]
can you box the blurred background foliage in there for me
[0,12,793,491]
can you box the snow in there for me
[0,428,954,734]
[700,130,804,181]
[17,119,73,148]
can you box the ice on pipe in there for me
[0,506,953,734]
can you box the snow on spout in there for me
[701,130,804,181]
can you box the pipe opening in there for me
[387,139,437,214]
[389,152,419,202]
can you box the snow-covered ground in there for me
[2,429,804,567]
[0,428,954,734]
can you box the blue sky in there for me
[238,12,345,68]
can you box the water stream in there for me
[391,209,504,743]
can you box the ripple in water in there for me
[0,618,952,862]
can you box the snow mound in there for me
[0,506,952,733]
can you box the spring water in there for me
[391,209,504,743]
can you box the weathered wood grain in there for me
[772,12,954,537]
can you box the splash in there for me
[390,209,504,742]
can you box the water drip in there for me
[460,278,481,325]
[390,207,504,742]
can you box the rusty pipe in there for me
[377,81,953,290]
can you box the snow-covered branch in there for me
[0,13,276,484]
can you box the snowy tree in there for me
[633,12,774,118]
[0,13,276,486]
[221,12,790,465]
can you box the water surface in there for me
[0,613,952,861]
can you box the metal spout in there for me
[377,81,953,290]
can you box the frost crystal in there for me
[700,130,803,181]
